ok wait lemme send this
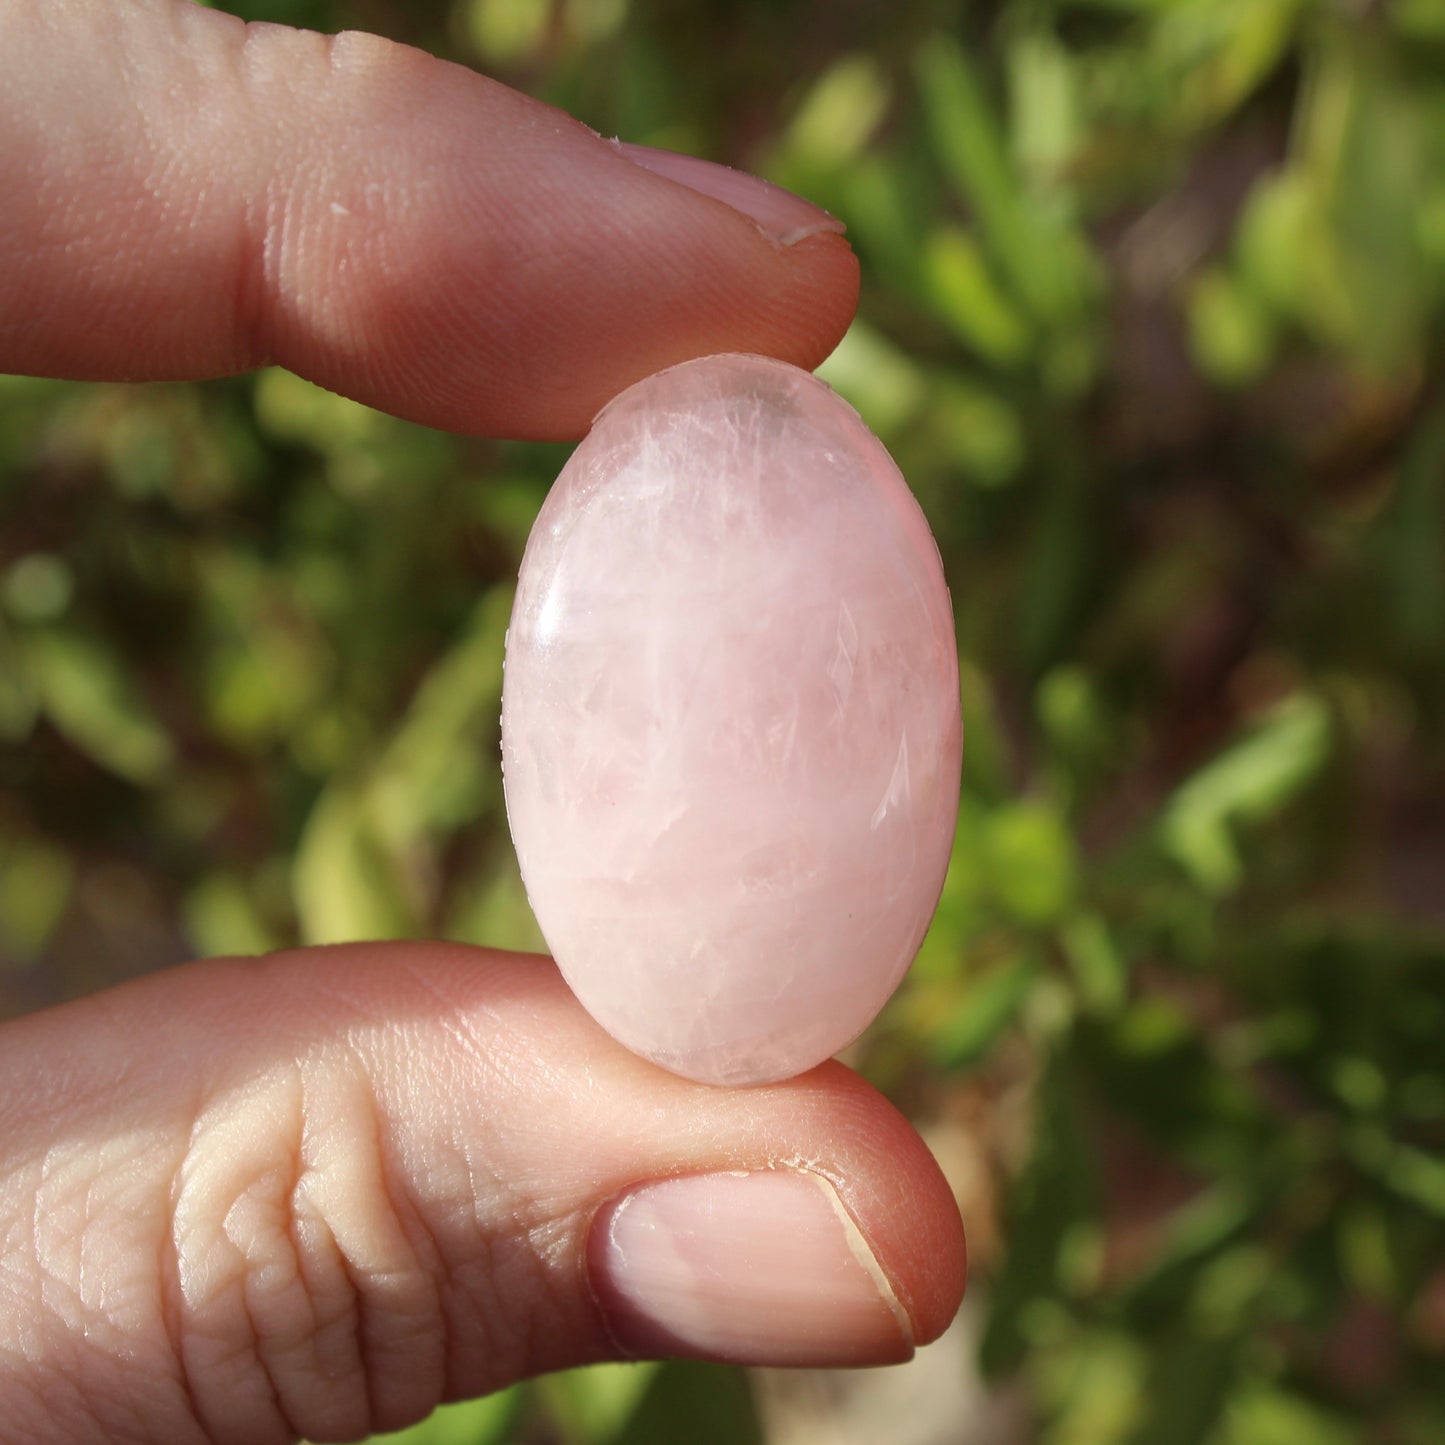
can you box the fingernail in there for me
[588,1170,914,1367]
[613,141,846,246]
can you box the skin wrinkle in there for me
[159,1142,210,1444]
[25,1140,199,1445]
[404,1000,593,1397]
[229,1046,370,1442]
[180,1054,351,1445]
[230,22,317,375]
[288,1191,369,1442]
[0,944,963,1437]
[273,1089,342,1442]
[358,1096,452,1429]
[438,1170,504,1398]
[213,16,284,369]
[33,1147,90,1404]
[0,1365,54,1445]
[217,1080,300,1445]
[304,1039,423,1436]
[224,23,471,390]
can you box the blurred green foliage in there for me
[3,0,1445,1441]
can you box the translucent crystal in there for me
[501,354,961,1085]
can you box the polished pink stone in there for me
[500,354,961,1085]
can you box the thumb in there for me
[0,944,965,1445]
[0,0,858,440]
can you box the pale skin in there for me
[0,3,967,1443]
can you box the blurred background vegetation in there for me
[3,0,1445,1440]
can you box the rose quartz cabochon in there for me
[501,354,962,1086]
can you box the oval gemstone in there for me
[501,353,961,1085]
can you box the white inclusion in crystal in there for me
[765,706,800,767]
[870,732,911,831]
[828,599,859,715]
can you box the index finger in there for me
[0,0,858,440]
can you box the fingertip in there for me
[795,1062,967,1350]
[511,228,861,441]
[585,1168,916,1368]
[0,0,860,437]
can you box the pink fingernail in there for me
[613,141,846,246]
[588,1170,913,1367]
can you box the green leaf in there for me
[815,322,927,436]
[370,587,511,842]
[536,1362,661,1445]
[1125,1183,1262,1322]
[1377,1142,1445,1219]
[1162,695,1331,894]
[2,553,73,622]
[1121,1329,1238,1445]
[292,784,418,944]
[0,836,73,963]
[1394,0,1445,38]
[444,862,546,954]
[1035,1328,1146,1443]
[465,0,551,63]
[1336,1201,1398,1302]
[1008,27,1081,200]
[915,36,1094,328]
[1016,461,1091,671]
[1376,405,1445,657]
[183,873,280,959]
[1062,912,1127,1014]
[25,629,174,784]
[982,800,1077,926]
[348,1388,521,1445]
[1158,0,1306,132]
[930,952,1040,1070]
[1219,1383,1357,1445]
[922,226,1033,366]
[1296,35,1436,370]
[1234,171,1319,322]
[927,375,1025,486]
[782,54,891,169]
[1187,267,1276,387]
[621,1362,761,1445]
[981,1044,1098,1376]
[0,621,38,742]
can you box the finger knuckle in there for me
[167,1052,445,1442]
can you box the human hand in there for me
[0,4,966,1443]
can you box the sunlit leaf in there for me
[536,1362,661,1444]
[0,837,72,963]
[293,785,418,944]
[816,321,927,436]
[915,36,1095,328]
[349,1388,522,1445]
[982,800,1077,926]
[922,227,1034,366]
[1218,1383,1356,1445]
[183,873,280,959]
[1187,267,1275,387]
[783,54,890,169]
